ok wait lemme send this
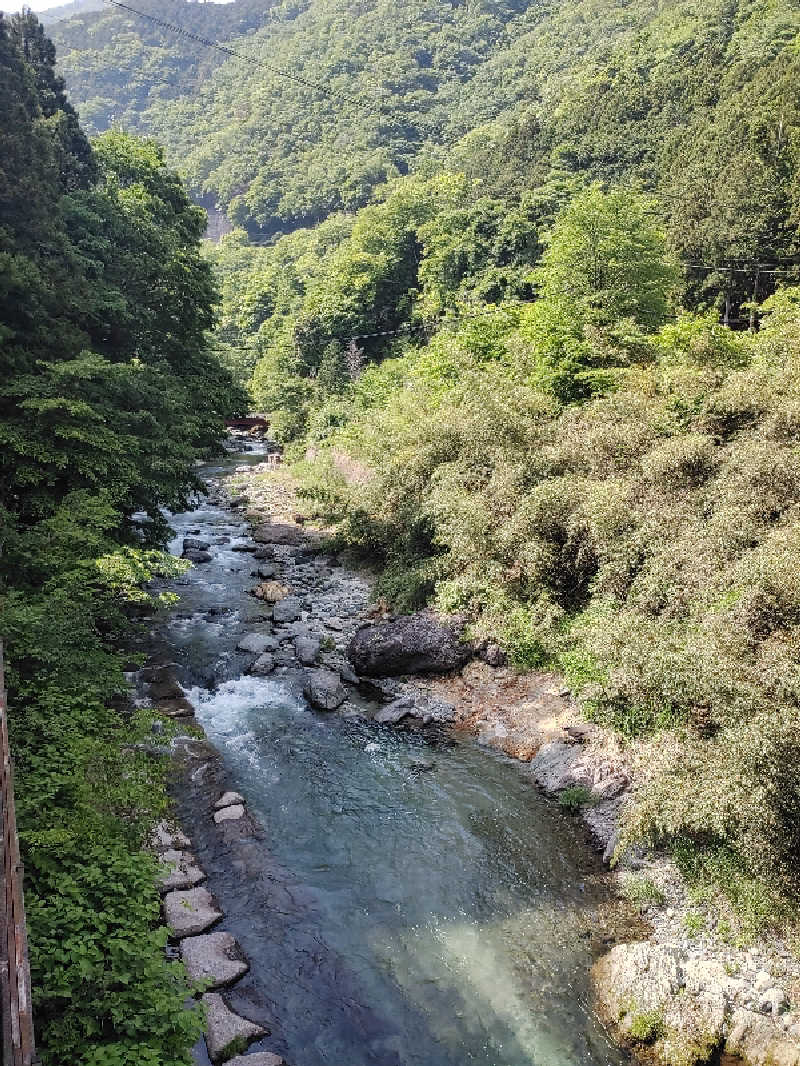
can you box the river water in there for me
[151,443,628,1066]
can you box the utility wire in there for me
[101,0,446,120]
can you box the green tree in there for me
[521,185,676,401]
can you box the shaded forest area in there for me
[0,13,243,1065]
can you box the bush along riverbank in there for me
[223,454,800,1066]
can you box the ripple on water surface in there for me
[184,676,627,1066]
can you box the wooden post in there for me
[750,264,761,332]
[0,642,38,1066]
[723,264,732,328]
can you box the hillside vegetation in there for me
[45,0,800,960]
[0,13,243,1065]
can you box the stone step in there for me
[158,849,206,894]
[164,887,222,938]
[213,804,245,824]
[224,1054,284,1066]
[151,820,191,852]
[180,931,248,989]
[202,992,267,1064]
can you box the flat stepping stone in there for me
[214,791,245,810]
[164,887,222,937]
[202,992,267,1063]
[180,931,248,988]
[158,849,206,893]
[213,804,245,824]
[151,820,191,851]
[225,1055,284,1066]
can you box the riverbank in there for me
[213,448,800,1066]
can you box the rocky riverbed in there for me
[136,440,799,1066]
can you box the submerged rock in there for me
[347,611,472,677]
[201,992,267,1063]
[303,668,346,711]
[236,632,275,655]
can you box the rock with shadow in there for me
[347,611,473,677]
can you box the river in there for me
[148,441,629,1066]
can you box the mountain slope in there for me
[50,0,800,243]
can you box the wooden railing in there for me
[0,643,38,1066]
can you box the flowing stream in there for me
[150,443,629,1066]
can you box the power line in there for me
[103,0,334,99]
[213,296,537,350]
[100,0,448,124]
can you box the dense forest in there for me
[0,12,243,1065]
[3,0,800,1059]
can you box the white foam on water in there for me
[187,676,303,772]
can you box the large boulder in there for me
[252,521,303,546]
[347,611,472,677]
[303,669,346,711]
[183,548,213,564]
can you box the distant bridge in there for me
[225,415,270,433]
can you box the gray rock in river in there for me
[374,698,413,725]
[201,992,266,1063]
[158,849,206,893]
[347,611,472,677]
[273,597,302,623]
[303,668,346,711]
[180,931,248,988]
[224,1054,284,1066]
[249,652,276,675]
[213,804,245,824]
[183,548,213,563]
[214,791,244,809]
[252,521,304,546]
[295,634,321,665]
[183,537,210,551]
[236,632,275,655]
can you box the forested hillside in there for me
[52,0,800,271]
[0,13,243,1064]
